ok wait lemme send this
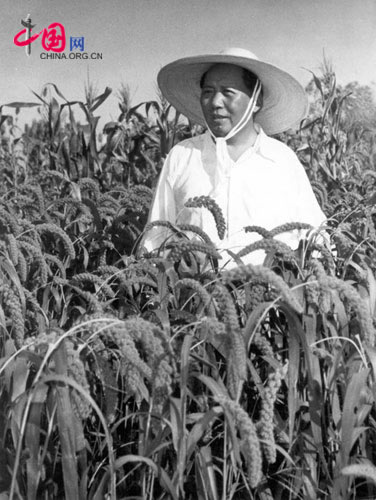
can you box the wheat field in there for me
[1,65,376,499]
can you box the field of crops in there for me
[1,64,376,499]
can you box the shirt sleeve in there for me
[276,151,328,251]
[140,152,177,252]
[292,156,326,226]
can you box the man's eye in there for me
[223,89,234,96]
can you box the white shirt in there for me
[143,128,326,268]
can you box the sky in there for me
[2,0,376,131]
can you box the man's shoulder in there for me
[261,133,298,159]
[169,133,205,155]
[259,132,303,170]
[162,133,205,179]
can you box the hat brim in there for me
[157,53,308,135]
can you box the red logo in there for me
[14,15,66,56]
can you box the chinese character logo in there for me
[41,23,66,52]
[70,37,84,52]
[14,15,66,55]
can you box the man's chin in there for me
[208,125,229,138]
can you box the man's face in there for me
[200,63,253,137]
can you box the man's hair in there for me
[199,66,263,109]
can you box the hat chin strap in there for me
[205,81,261,231]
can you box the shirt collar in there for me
[204,124,277,162]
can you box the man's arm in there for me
[293,158,326,226]
[275,152,328,251]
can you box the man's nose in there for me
[211,92,224,108]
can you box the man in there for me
[142,47,326,267]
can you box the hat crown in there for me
[219,47,260,61]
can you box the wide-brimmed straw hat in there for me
[157,47,308,135]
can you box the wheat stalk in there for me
[36,223,75,259]
[0,284,24,348]
[216,395,263,488]
[185,196,226,240]
[257,362,288,464]
[213,284,247,398]
[222,264,303,314]
[237,238,295,260]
